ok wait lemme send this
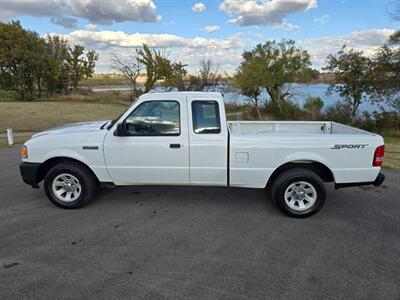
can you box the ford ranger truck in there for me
[19,92,385,217]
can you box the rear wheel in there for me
[271,168,326,218]
[44,162,97,209]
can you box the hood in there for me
[32,120,110,138]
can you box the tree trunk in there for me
[351,93,361,123]
[37,78,42,98]
[252,97,262,120]
[255,107,262,120]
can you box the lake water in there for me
[223,83,381,113]
[90,83,383,113]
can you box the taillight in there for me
[373,145,385,167]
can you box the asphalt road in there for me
[1,148,399,299]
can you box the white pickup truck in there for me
[20,92,385,217]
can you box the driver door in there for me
[103,97,189,185]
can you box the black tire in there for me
[44,161,97,209]
[271,168,326,218]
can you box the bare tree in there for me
[198,59,222,91]
[112,52,142,99]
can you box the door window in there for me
[125,101,180,136]
[192,101,221,134]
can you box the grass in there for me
[0,89,20,101]
[0,88,133,104]
[56,91,132,105]
[383,135,400,170]
[0,101,128,132]
[0,135,30,149]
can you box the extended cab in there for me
[20,92,385,217]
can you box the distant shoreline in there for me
[81,72,337,87]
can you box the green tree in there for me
[163,62,189,91]
[324,45,374,121]
[0,22,98,98]
[372,31,400,111]
[237,40,312,114]
[44,35,69,95]
[233,56,264,119]
[138,44,171,92]
[67,45,98,90]
[232,40,312,118]
[0,21,42,99]
[32,38,50,97]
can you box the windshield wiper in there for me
[100,121,110,130]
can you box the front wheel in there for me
[44,162,97,209]
[271,168,326,218]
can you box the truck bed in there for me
[227,121,382,189]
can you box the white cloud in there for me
[56,29,245,73]
[313,14,330,25]
[50,16,78,28]
[280,22,300,31]
[192,2,206,12]
[220,0,317,27]
[53,28,395,73]
[300,28,395,68]
[0,0,161,28]
[60,30,244,49]
[202,25,221,33]
[84,24,97,31]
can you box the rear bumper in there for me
[373,172,385,186]
[335,172,385,189]
[19,162,41,188]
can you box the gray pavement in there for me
[0,148,399,299]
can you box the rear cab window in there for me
[191,101,221,134]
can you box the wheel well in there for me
[266,161,334,188]
[37,157,99,184]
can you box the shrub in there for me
[323,101,400,136]
[323,101,353,124]
[358,111,400,136]
[303,96,324,120]
[0,89,20,101]
[265,100,304,120]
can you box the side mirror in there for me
[116,122,127,136]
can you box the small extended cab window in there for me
[192,101,221,134]
[125,101,180,136]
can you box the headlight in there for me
[21,146,28,159]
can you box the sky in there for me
[0,0,398,73]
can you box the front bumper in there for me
[335,172,385,189]
[19,162,42,188]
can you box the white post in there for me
[7,128,14,145]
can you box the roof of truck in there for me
[139,91,223,100]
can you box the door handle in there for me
[170,143,181,149]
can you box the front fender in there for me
[39,149,112,183]
[42,149,91,166]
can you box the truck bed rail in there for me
[228,121,373,136]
